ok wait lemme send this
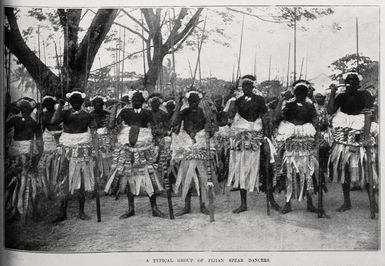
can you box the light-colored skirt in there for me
[104,126,163,197]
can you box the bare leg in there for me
[175,189,192,216]
[233,189,247,214]
[78,172,90,220]
[120,190,135,219]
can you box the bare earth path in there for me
[5,183,379,252]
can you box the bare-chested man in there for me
[327,72,378,212]
[51,91,97,222]
[5,97,43,221]
[105,90,166,218]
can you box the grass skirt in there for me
[277,122,318,202]
[5,140,38,220]
[227,114,264,192]
[329,111,378,188]
[58,132,95,195]
[104,127,163,197]
[95,127,115,180]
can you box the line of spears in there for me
[4,69,379,225]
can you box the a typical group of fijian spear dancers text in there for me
[148,257,270,263]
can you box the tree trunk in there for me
[5,8,118,98]
[5,8,60,96]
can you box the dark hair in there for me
[292,80,310,96]
[132,91,145,103]
[242,80,254,89]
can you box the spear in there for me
[191,14,207,88]
[121,29,126,97]
[356,17,360,73]
[37,25,41,101]
[236,15,245,80]
[98,55,104,94]
[197,35,202,84]
[52,39,62,97]
[305,52,308,80]
[188,60,194,79]
[43,40,47,65]
[85,28,101,222]
[286,43,291,89]
[253,45,257,79]
[141,11,147,86]
[293,8,297,81]
[268,55,271,81]
[299,57,304,79]
[231,62,235,84]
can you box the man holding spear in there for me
[51,91,98,222]
[327,72,378,216]
[104,90,166,219]
[225,75,280,214]
[171,87,216,217]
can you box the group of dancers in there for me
[4,71,379,223]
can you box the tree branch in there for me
[113,21,147,41]
[76,9,118,78]
[141,8,156,34]
[227,8,286,23]
[5,7,60,96]
[164,8,203,50]
[121,9,149,33]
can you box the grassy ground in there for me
[4,182,379,252]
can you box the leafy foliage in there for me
[328,53,378,93]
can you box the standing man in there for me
[327,72,378,212]
[226,75,280,213]
[171,88,216,216]
[274,80,319,214]
[5,97,43,221]
[51,90,97,222]
[105,90,166,218]
[90,95,114,184]
[38,95,62,200]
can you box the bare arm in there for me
[327,85,338,114]
[51,100,65,124]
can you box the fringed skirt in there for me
[282,138,318,201]
[157,136,173,187]
[329,111,378,187]
[328,129,378,188]
[95,127,115,180]
[214,126,231,182]
[174,149,217,205]
[104,127,163,197]
[38,130,61,198]
[277,122,318,202]
[227,130,264,192]
[5,140,38,219]
[58,132,95,195]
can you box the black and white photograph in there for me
[1,0,383,265]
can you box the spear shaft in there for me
[191,14,207,88]
[236,15,245,80]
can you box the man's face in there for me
[345,75,360,92]
[132,95,144,109]
[43,99,55,111]
[294,86,308,102]
[69,95,84,111]
[166,102,175,114]
[19,103,32,117]
[93,99,104,111]
[242,84,253,97]
[150,98,161,111]
[188,94,200,110]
